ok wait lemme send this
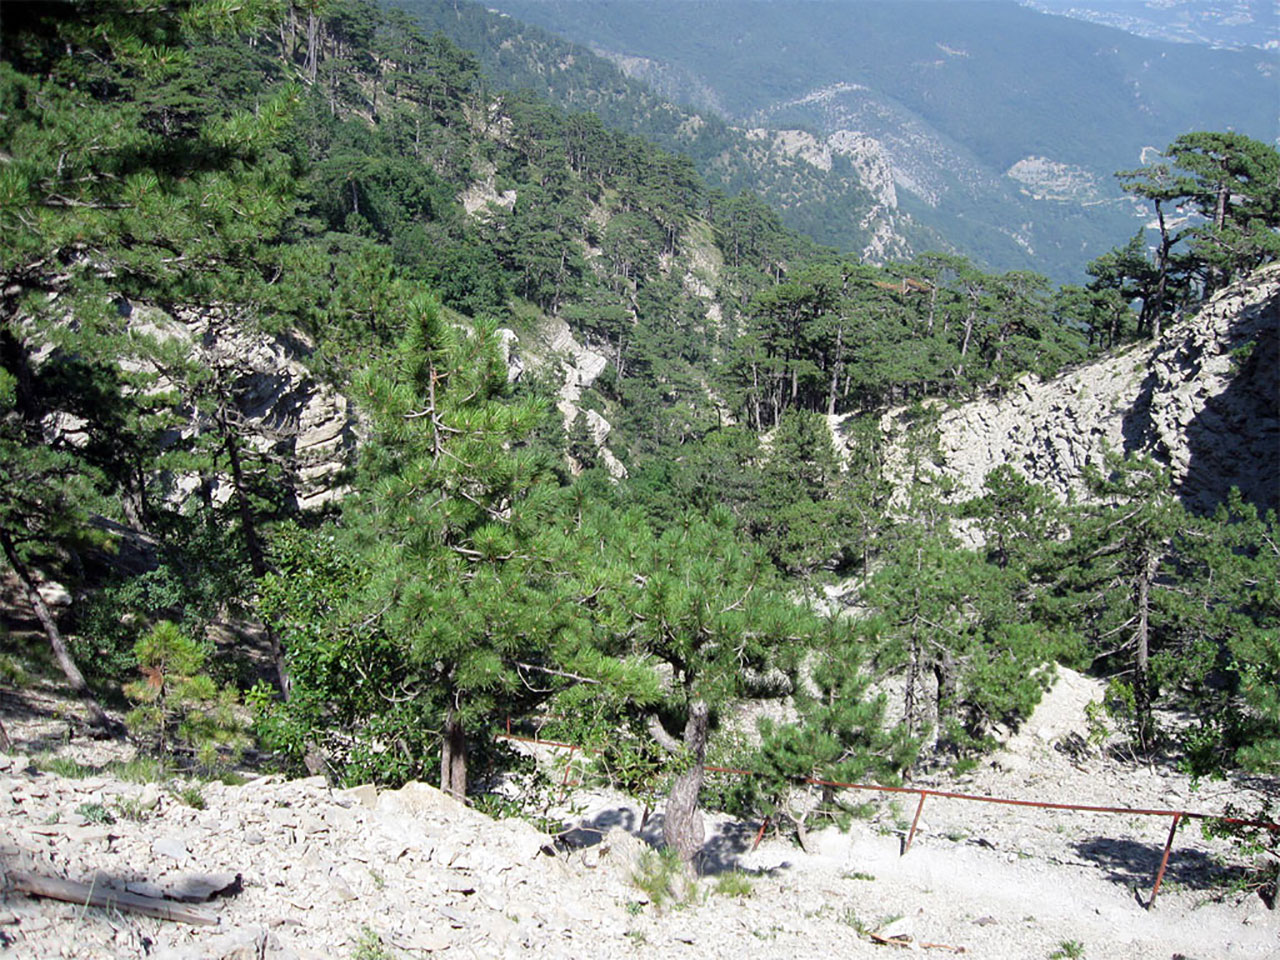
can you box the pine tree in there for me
[752,617,917,848]
[611,508,816,863]
[0,0,300,728]
[0,363,114,729]
[1042,454,1205,752]
[751,408,852,577]
[343,293,558,797]
[861,522,1054,756]
[1178,492,1280,776]
[1165,132,1280,295]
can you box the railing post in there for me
[558,745,577,802]
[903,792,928,854]
[1148,813,1182,909]
[752,816,771,852]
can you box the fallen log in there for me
[5,870,220,925]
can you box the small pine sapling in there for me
[124,621,247,773]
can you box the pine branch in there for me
[647,713,682,754]
[513,661,600,685]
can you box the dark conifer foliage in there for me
[1,0,1276,882]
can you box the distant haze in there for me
[1020,1,1278,50]
[483,0,1277,279]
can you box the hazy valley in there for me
[478,0,1278,279]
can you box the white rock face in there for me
[828,131,898,210]
[121,304,359,512]
[828,131,905,262]
[748,127,910,263]
[1005,156,1103,203]
[34,581,72,608]
[766,128,835,172]
[501,315,628,479]
[459,159,517,217]
[874,265,1280,512]
[543,316,611,397]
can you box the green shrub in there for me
[1049,940,1085,959]
[169,782,206,810]
[75,802,115,825]
[109,754,169,784]
[351,926,395,960]
[713,871,753,898]
[34,754,93,779]
[124,621,248,773]
[631,846,694,911]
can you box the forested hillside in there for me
[395,0,917,261]
[1,0,1277,884]
[481,0,1278,281]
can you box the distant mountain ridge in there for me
[1022,0,1278,50]
[479,0,1279,281]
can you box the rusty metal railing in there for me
[499,725,1279,909]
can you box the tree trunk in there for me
[1133,551,1159,751]
[304,10,319,84]
[750,361,761,432]
[221,420,292,698]
[934,648,958,751]
[0,528,113,732]
[826,323,842,417]
[441,706,467,800]
[0,322,40,426]
[223,426,266,579]
[1149,199,1171,340]
[8,871,218,926]
[958,309,975,363]
[1214,177,1228,231]
[663,699,709,865]
[903,634,921,739]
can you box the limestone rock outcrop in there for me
[124,303,359,512]
[875,265,1279,513]
[506,314,628,479]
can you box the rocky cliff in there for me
[509,313,628,480]
[108,294,629,519]
[120,304,359,513]
[875,264,1280,513]
[732,127,913,264]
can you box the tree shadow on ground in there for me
[556,805,786,878]
[696,819,783,877]
[0,685,99,755]
[1071,835,1249,894]
[556,805,652,849]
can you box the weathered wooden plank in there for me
[6,870,220,925]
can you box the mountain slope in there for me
[394,0,916,262]
[875,264,1280,513]
[483,0,1279,281]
